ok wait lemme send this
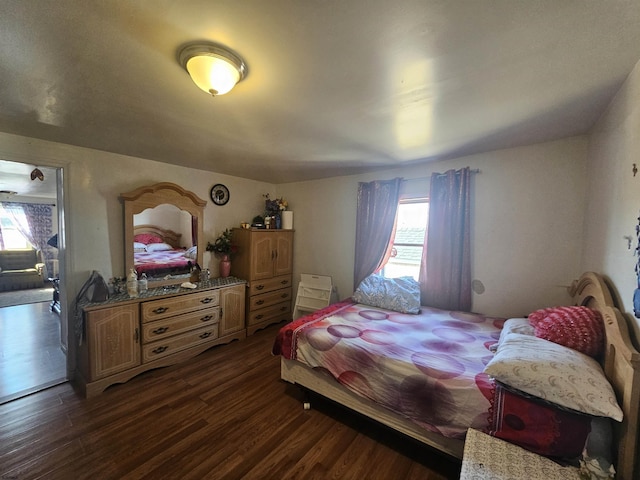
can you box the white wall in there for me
[583,58,640,338]
[0,131,277,370]
[279,136,588,318]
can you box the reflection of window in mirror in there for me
[134,204,195,248]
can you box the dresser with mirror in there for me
[74,182,246,397]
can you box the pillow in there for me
[133,233,163,245]
[489,318,534,353]
[184,246,197,259]
[484,333,623,421]
[528,306,604,357]
[353,275,420,314]
[486,382,592,458]
[133,241,147,253]
[146,242,174,252]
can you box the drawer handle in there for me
[199,331,212,339]
[152,327,169,335]
[281,280,289,285]
[200,297,214,304]
[280,306,287,311]
[256,300,265,305]
[152,307,169,314]
[256,284,265,290]
[281,293,289,298]
[255,314,264,320]
[152,346,168,354]
[200,315,213,322]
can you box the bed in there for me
[273,272,640,479]
[132,225,194,278]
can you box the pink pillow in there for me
[134,233,163,245]
[528,306,604,358]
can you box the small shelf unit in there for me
[293,274,334,319]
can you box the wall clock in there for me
[210,184,230,206]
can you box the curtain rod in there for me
[402,168,481,182]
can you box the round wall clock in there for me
[210,184,230,206]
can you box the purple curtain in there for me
[353,178,402,290]
[419,167,472,311]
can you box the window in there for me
[0,207,32,250]
[381,198,429,280]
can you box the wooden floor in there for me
[0,301,67,404]
[0,323,461,480]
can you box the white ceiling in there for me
[0,1,639,185]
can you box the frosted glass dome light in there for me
[179,42,247,96]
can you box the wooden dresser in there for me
[76,277,245,397]
[230,228,294,335]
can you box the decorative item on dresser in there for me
[230,227,293,335]
[75,277,246,397]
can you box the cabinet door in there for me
[251,232,276,280]
[273,231,293,277]
[220,284,246,336]
[86,304,140,380]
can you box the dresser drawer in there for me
[141,290,220,323]
[249,287,292,311]
[142,324,219,363]
[141,307,220,343]
[248,275,292,296]
[247,301,291,326]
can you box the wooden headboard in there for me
[569,272,640,480]
[134,224,183,249]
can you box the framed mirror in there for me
[120,182,206,287]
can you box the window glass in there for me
[0,208,31,249]
[382,199,429,280]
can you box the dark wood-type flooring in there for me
[0,301,67,404]
[0,322,461,479]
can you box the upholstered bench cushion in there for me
[460,429,581,480]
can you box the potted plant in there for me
[206,229,237,277]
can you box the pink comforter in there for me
[134,249,190,277]
[274,301,593,456]
[274,300,504,438]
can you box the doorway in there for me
[0,161,67,404]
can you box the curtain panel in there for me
[1,201,55,277]
[420,167,472,312]
[353,178,402,290]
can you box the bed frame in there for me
[280,272,640,479]
[134,224,183,248]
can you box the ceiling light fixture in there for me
[178,42,247,96]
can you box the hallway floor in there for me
[0,301,67,404]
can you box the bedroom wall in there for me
[582,57,640,339]
[279,136,588,319]
[0,131,277,369]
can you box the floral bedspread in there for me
[274,300,505,438]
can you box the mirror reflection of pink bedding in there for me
[134,249,190,277]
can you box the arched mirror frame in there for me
[120,182,206,287]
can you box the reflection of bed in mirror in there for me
[121,182,206,287]
[133,224,195,279]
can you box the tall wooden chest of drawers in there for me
[230,228,294,335]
